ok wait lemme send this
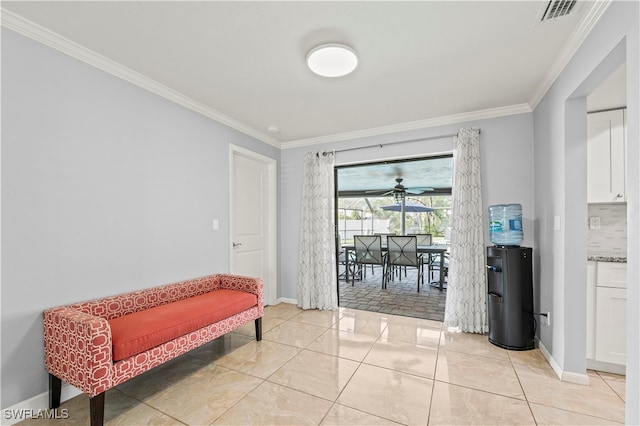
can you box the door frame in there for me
[229,144,277,306]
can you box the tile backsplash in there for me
[587,203,627,257]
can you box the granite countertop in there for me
[588,255,627,263]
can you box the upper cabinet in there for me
[587,108,626,203]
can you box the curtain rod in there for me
[330,129,480,155]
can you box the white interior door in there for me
[229,145,276,305]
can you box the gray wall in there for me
[532,1,639,421]
[280,113,535,301]
[3,2,639,420]
[1,28,279,408]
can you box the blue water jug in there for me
[489,204,523,246]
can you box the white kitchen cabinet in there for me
[595,286,626,365]
[588,261,626,370]
[596,260,627,288]
[586,261,597,360]
[587,109,626,203]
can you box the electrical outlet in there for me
[589,216,601,230]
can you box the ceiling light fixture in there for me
[306,43,358,77]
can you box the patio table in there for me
[341,243,449,291]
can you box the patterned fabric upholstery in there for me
[43,274,263,397]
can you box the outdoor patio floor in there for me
[338,265,447,322]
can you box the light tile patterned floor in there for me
[21,303,626,425]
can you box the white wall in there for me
[532,1,639,421]
[280,113,535,301]
[0,28,279,408]
[587,203,627,258]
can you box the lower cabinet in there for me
[595,286,627,365]
[586,261,597,360]
[587,261,626,373]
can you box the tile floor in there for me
[22,303,626,425]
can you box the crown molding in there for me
[4,7,569,152]
[528,0,612,109]
[1,8,282,149]
[281,103,532,149]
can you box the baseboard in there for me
[561,370,590,385]
[273,297,297,305]
[537,339,563,379]
[538,339,590,385]
[586,358,626,375]
[1,383,82,425]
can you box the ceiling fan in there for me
[380,178,434,200]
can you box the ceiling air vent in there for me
[540,0,577,21]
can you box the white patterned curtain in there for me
[444,128,487,333]
[297,151,338,310]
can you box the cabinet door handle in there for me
[616,194,623,198]
[233,242,242,248]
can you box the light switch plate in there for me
[212,219,219,231]
[554,215,561,231]
[589,216,601,230]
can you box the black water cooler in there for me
[486,246,535,350]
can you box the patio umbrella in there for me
[381,201,434,234]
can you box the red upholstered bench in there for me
[43,274,263,426]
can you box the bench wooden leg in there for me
[90,393,105,426]
[49,374,61,409]
[255,317,262,341]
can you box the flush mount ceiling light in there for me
[306,43,358,77]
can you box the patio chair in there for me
[408,233,433,277]
[429,251,449,289]
[369,233,396,275]
[408,233,432,246]
[386,235,424,292]
[353,235,387,288]
[336,238,355,281]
